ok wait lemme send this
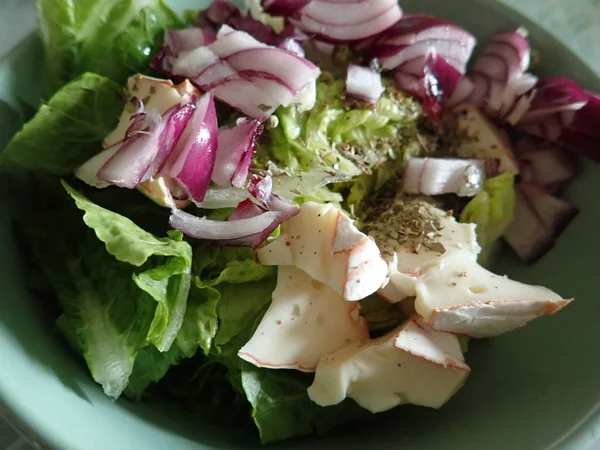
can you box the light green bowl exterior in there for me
[1,0,600,449]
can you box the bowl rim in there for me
[1,1,600,449]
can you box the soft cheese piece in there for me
[371,199,480,302]
[370,198,571,336]
[414,255,571,337]
[257,202,388,301]
[238,266,368,371]
[307,319,470,412]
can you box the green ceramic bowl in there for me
[1,0,600,449]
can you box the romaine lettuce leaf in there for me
[190,246,277,361]
[0,73,124,175]
[37,0,181,93]
[63,182,193,353]
[241,364,368,444]
[20,179,192,399]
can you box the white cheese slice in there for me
[238,266,369,371]
[371,200,571,336]
[414,254,572,337]
[307,319,470,412]
[257,202,388,301]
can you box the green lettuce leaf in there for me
[172,246,367,443]
[63,181,193,353]
[20,179,192,399]
[0,73,124,175]
[241,364,368,444]
[190,246,277,360]
[460,172,516,265]
[37,0,181,93]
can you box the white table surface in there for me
[0,0,599,448]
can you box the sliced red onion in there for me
[518,144,580,194]
[504,89,535,125]
[227,15,286,46]
[248,175,299,218]
[457,29,534,118]
[160,93,218,202]
[210,78,279,119]
[248,174,273,204]
[520,183,578,235]
[216,178,300,247]
[300,0,398,27]
[494,29,531,72]
[445,76,474,108]
[167,26,320,119]
[554,128,600,162]
[559,92,600,138]
[205,0,241,25]
[374,14,474,48]
[378,40,475,73]
[278,37,305,57]
[372,14,476,73]
[519,77,588,124]
[393,71,423,97]
[99,105,193,189]
[224,48,319,91]
[422,53,462,119]
[504,183,578,263]
[165,28,216,53]
[212,119,264,187]
[170,175,300,247]
[170,207,280,240]
[210,25,267,57]
[403,157,485,197]
[503,186,556,264]
[313,39,335,56]
[345,64,385,104]
[148,105,198,177]
[484,158,501,178]
[228,198,265,221]
[463,73,489,106]
[196,0,295,46]
[291,1,402,42]
[124,97,147,138]
[261,0,311,16]
[471,30,530,82]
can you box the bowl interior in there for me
[1,0,600,449]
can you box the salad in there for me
[2,0,596,443]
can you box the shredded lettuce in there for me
[260,72,422,179]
